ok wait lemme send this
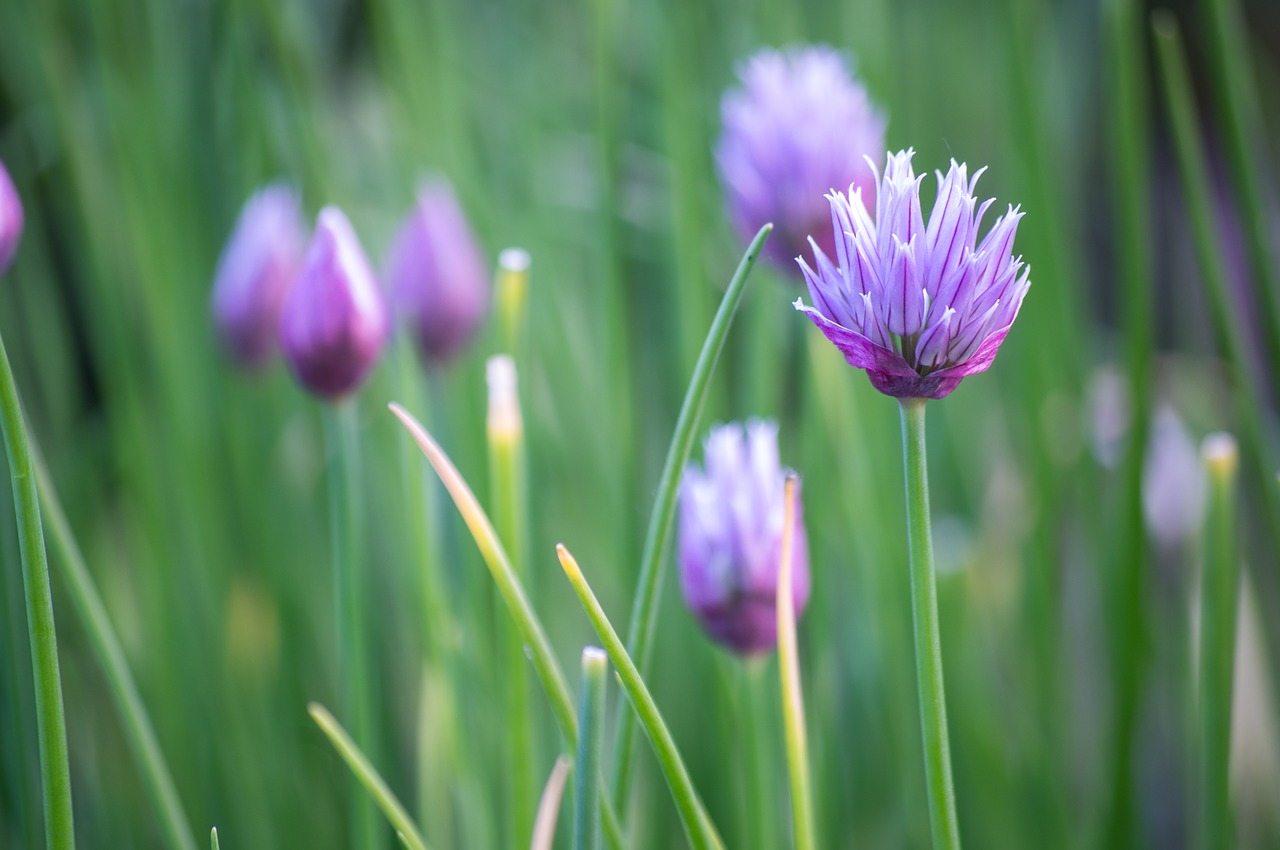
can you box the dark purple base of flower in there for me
[695,594,782,656]
[867,370,964,400]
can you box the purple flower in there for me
[385,181,490,363]
[679,420,810,656]
[716,45,886,274]
[211,185,308,368]
[0,159,24,276]
[795,149,1031,399]
[279,207,388,400]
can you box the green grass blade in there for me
[531,757,572,850]
[776,476,815,850]
[574,648,608,850]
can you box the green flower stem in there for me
[487,356,535,845]
[574,648,608,850]
[31,443,197,850]
[0,329,75,850]
[899,399,961,850]
[557,544,726,850]
[611,223,770,817]
[389,404,625,850]
[323,403,378,850]
[309,703,431,850]
[777,476,815,850]
[1199,435,1240,850]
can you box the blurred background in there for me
[0,0,1278,847]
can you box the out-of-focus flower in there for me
[678,420,810,655]
[385,181,489,363]
[0,159,24,276]
[796,149,1031,399]
[211,184,308,368]
[1142,405,1207,549]
[279,207,388,400]
[716,45,886,273]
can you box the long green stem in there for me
[777,476,815,850]
[309,703,431,850]
[612,223,770,816]
[574,648,608,850]
[558,544,726,850]
[0,329,75,850]
[324,403,378,850]
[31,443,197,850]
[1199,434,1240,850]
[899,399,961,850]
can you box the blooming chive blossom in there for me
[716,45,886,273]
[795,149,1031,399]
[0,159,23,276]
[679,420,811,655]
[385,181,490,363]
[279,207,388,400]
[211,184,307,367]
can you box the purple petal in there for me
[794,299,915,376]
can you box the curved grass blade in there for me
[776,476,815,850]
[530,757,572,850]
[388,404,624,850]
[308,703,430,850]
[557,543,726,850]
[611,223,771,814]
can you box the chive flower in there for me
[716,45,886,274]
[0,159,23,276]
[385,180,490,364]
[211,184,307,368]
[678,420,810,655]
[279,206,388,400]
[795,149,1031,399]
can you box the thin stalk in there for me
[31,443,197,850]
[323,403,378,850]
[1152,13,1280,543]
[309,703,431,850]
[389,403,625,850]
[210,828,219,850]
[487,355,535,844]
[899,399,961,850]
[0,329,75,850]
[777,476,815,850]
[612,224,771,816]
[531,757,573,850]
[1199,434,1240,850]
[557,544,726,850]
[574,648,608,850]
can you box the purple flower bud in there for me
[385,181,490,363]
[0,159,24,276]
[678,420,810,656]
[279,207,388,400]
[796,149,1031,399]
[716,45,886,274]
[211,185,307,368]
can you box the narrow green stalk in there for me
[899,400,961,850]
[487,355,535,844]
[738,662,777,850]
[1152,13,1280,543]
[574,648,608,850]
[496,249,532,361]
[612,224,771,816]
[1199,0,1280,366]
[31,444,197,850]
[210,828,219,850]
[309,703,431,850]
[0,329,75,850]
[389,404,625,850]
[532,757,573,850]
[558,544,726,850]
[777,476,815,850]
[323,403,378,850]
[1199,434,1240,850]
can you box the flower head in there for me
[716,45,886,273]
[678,420,810,656]
[795,149,1031,399]
[385,180,490,363]
[211,184,307,367]
[279,207,388,400]
[0,159,24,276]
